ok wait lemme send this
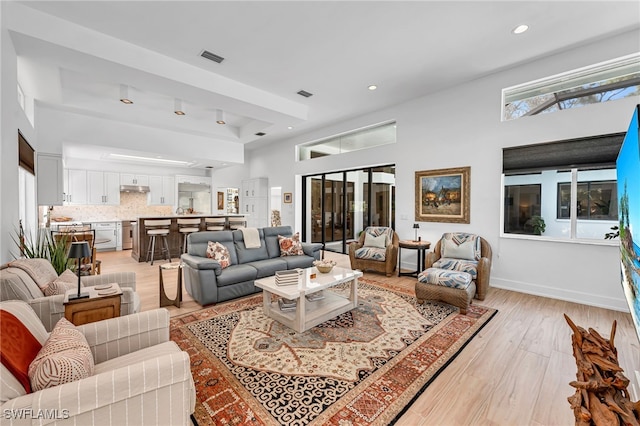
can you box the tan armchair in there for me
[424,234,492,300]
[348,227,399,277]
[0,300,195,425]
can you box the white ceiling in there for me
[8,1,640,170]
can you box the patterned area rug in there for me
[170,278,497,425]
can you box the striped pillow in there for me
[43,269,81,296]
[28,318,94,391]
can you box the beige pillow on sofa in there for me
[43,269,81,297]
[28,318,94,392]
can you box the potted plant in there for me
[12,227,71,274]
[530,216,546,235]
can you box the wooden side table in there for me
[398,240,431,277]
[159,262,183,308]
[64,283,122,326]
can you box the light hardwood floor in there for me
[99,249,640,426]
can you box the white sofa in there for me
[0,300,195,425]
[0,259,141,332]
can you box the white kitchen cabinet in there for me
[120,173,149,186]
[241,177,268,228]
[87,171,120,205]
[148,175,175,206]
[64,169,87,205]
[36,153,64,206]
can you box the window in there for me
[557,180,617,220]
[503,53,640,121]
[504,184,541,234]
[297,122,396,161]
[502,133,623,241]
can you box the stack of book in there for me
[306,291,325,302]
[275,269,302,286]
[278,298,297,311]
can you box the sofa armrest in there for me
[301,242,323,259]
[26,295,65,332]
[77,308,170,363]
[2,350,194,426]
[181,254,222,273]
[81,271,136,291]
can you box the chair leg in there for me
[163,236,172,262]
[148,235,157,265]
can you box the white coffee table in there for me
[255,266,363,333]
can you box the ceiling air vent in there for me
[297,90,313,98]
[200,50,224,64]
[255,132,266,136]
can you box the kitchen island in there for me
[131,214,246,262]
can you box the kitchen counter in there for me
[131,214,246,262]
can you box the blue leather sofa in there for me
[180,226,322,305]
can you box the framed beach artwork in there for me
[415,166,470,223]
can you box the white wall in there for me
[1,4,39,261]
[245,29,640,312]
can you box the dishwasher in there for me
[91,222,118,251]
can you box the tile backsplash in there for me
[45,192,173,222]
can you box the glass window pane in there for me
[504,184,541,234]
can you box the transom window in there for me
[297,122,396,161]
[503,53,640,121]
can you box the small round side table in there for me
[398,240,431,277]
[159,261,183,308]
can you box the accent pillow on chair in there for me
[364,232,387,249]
[43,269,81,297]
[28,318,95,392]
[440,233,481,261]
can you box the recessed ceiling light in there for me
[512,24,529,34]
[368,85,378,91]
[287,126,294,130]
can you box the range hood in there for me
[120,185,150,193]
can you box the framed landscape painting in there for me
[415,166,470,223]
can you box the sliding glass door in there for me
[303,165,395,254]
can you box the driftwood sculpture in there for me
[565,314,640,426]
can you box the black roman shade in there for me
[18,130,35,175]
[503,132,624,174]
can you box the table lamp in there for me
[68,242,90,300]
[413,223,420,241]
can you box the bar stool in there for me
[204,217,226,231]
[177,218,201,254]
[228,216,246,230]
[144,219,172,265]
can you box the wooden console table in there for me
[64,283,122,326]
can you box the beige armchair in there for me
[0,300,195,425]
[1,259,140,332]
[348,227,399,277]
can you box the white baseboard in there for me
[491,277,630,313]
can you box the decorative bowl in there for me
[316,265,334,274]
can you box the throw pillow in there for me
[278,233,304,256]
[28,318,94,392]
[44,269,80,297]
[206,241,231,268]
[0,310,43,393]
[364,232,387,249]
[441,236,478,261]
[8,259,58,291]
